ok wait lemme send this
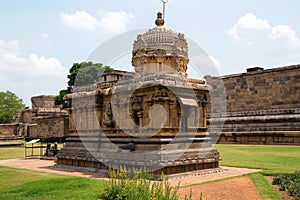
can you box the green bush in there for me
[100,168,203,200]
[272,170,300,200]
[0,129,2,134]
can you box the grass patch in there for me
[0,141,64,160]
[215,144,300,174]
[0,166,104,200]
[0,146,24,160]
[0,166,61,188]
[248,173,281,200]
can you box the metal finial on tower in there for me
[161,0,168,19]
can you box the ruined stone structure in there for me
[27,95,69,140]
[0,95,68,140]
[206,65,300,145]
[56,13,221,175]
[0,124,20,139]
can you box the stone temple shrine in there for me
[56,12,221,175]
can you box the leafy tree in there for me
[55,61,113,109]
[54,88,71,109]
[0,90,25,123]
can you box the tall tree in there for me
[55,61,113,108]
[0,91,25,124]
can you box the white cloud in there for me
[269,25,300,49]
[0,39,68,106]
[227,13,271,40]
[61,11,98,31]
[226,13,300,69]
[266,25,300,66]
[0,39,20,55]
[60,10,134,34]
[99,11,134,34]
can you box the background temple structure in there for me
[56,12,221,175]
[0,95,68,141]
[207,65,300,145]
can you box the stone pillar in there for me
[137,111,143,133]
[161,102,169,129]
[168,102,171,128]
[177,109,182,131]
[76,107,80,130]
[90,106,96,130]
[82,107,87,131]
[86,106,90,130]
[68,108,75,132]
[90,107,96,130]
[198,106,203,128]
[193,107,198,128]
[202,102,207,128]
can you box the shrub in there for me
[0,129,2,134]
[100,168,203,200]
[272,170,300,200]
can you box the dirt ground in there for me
[177,176,262,200]
[0,158,277,200]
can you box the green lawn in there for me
[0,167,104,200]
[0,145,105,199]
[0,142,64,160]
[0,146,24,160]
[215,144,300,174]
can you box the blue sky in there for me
[0,0,299,106]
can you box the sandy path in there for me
[177,176,262,200]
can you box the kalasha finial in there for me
[155,12,164,26]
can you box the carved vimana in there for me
[56,12,221,176]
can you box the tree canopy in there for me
[54,61,113,108]
[0,90,25,124]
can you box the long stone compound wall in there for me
[206,65,300,145]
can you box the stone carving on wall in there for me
[151,88,169,102]
[103,103,115,128]
[130,96,143,112]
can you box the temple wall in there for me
[206,64,300,145]
[30,117,68,140]
[31,95,59,109]
[0,124,18,137]
[14,109,33,124]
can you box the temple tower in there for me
[132,12,188,78]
